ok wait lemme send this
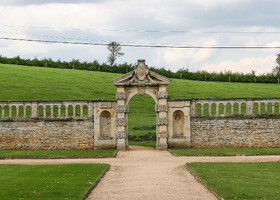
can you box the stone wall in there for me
[191,116,280,148]
[189,98,280,148]
[1,97,280,150]
[0,100,117,150]
[0,119,94,149]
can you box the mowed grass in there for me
[129,141,156,149]
[187,162,280,199]
[170,148,280,156]
[0,164,109,200]
[2,63,280,101]
[0,149,116,159]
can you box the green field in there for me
[0,164,109,200]
[187,162,280,199]
[2,63,280,138]
[170,148,280,156]
[0,149,116,159]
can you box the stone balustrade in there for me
[191,98,280,117]
[0,100,94,120]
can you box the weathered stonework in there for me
[112,59,171,150]
[158,91,168,99]
[191,116,280,148]
[158,117,168,125]
[0,119,94,149]
[116,105,129,113]
[116,92,126,100]
[116,118,126,126]
[156,105,168,112]
[158,134,168,138]
[117,131,126,139]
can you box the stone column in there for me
[157,86,168,150]
[116,87,128,150]
[246,101,253,115]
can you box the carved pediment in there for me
[112,59,171,86]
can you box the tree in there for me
[107,41,124,66]
[276,53,280,66]
[272,53,280,77]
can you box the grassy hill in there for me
[2,63,280,138]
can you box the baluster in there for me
[216,103,219,116]
[16,105,19,117]
[73,104,76,118]
[80,104,84,117]
[23,105,26,117]
[58,105,61,117]
[209,103,212,116]
[51,105,54,118]
[231,103,234,115]
[223,104,226,115]
[272,103,275,114]
[265,103,268,114]
[9,105,12,117]
[66,105,68,117]
[2,105,5,117]
[238,103,241,114]
[201,104,204,116]
[43,105,46,118]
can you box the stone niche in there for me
[173,110,184,136]
[100,111,112,138]
[167,99,191,148]
[93,101,117,149]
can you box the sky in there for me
[0,0,280,74]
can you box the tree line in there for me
[1,54,280,84]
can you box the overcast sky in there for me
[0,0,280,74]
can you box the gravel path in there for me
[1,146,279,200]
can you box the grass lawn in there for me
[0,149,116,159]
[0,164,109,200]
[129,141,156,149]
[187,162,280,200]
[3,63,280,101]
[169,148,280,156]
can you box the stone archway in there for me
[112,59,171,150]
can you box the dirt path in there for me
[1,146,280,200]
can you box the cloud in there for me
[201,56,276,74]
[0,0,102,6]
[0,0,279,73]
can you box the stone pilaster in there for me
[116,87,128,150]
[156,85,168,150]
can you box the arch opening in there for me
[127,94,156,147]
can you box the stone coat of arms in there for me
[135,60,149,81]
[128,59,157,85]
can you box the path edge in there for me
[185,165,224,200]
[83,165,111,200]
[0,150,118,160]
